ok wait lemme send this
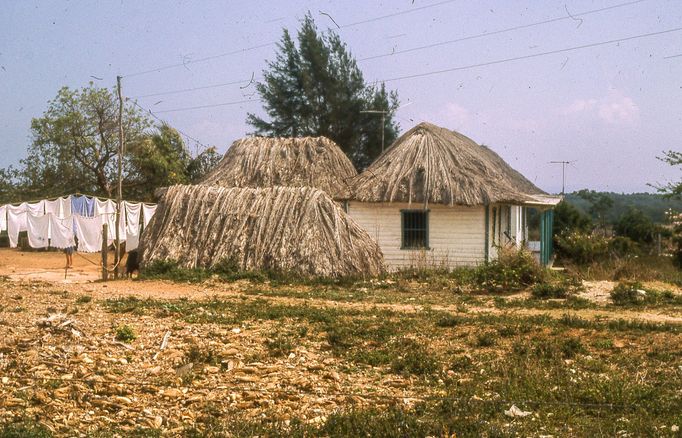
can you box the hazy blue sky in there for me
[2,0,681,194]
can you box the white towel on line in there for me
[74,215,103,253]
[49,214,76,249]
[124,201,141,251]
[0,205,6,231]
[7,203,27,248]
[104,212,126,244]
[94,198,116,216]
[142,204,157,228]
[45,197,72,219]
[26,213,50,249]
[27,200,45,216]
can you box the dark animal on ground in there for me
[125,250,139,278]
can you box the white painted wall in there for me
[347,202,487,270]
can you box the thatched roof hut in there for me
[199,136,357,199]
[350,122,546,206]
[139,185,385,277]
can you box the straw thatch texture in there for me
[199,136,357,199]
[139,185,385,277]
[350,122,546,206]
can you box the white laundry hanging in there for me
[26,213,50,249]
[104,212,126,244]
[142,204,157,228]
[123,201,142,251]
[45,197,72,219]
[94,198,116,216]
[7,203,27,248]
[27,200,45,216]
[48,214,76,249]
[0,205,6,231]
[45,199,60,216]
[74,215,103,253]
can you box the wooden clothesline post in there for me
[101,223,108,281]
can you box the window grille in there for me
[401,210,429,249]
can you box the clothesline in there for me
[0,194,157,253]
[4,191,156,208]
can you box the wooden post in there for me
[101,223,108,281]
[115,75,124,279]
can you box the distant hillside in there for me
[563,192,682,224]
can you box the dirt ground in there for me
[0,248,681,435]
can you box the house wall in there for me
[487,204,528,259]
[347,202,486,270]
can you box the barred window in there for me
[401,210,429,249]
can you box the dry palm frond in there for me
[140,185,385,277]
[350,122,546,206]
[199,136,357,199]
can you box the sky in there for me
[1,0,681,194]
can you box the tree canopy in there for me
[1,83,220,204]
[247,14,399,169]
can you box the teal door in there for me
[539,209,554,266]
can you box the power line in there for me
[122,0,458,79]
[132,79,254,99]
[129,100,212,152]
[337,0,458,28]
[358,0,646,62]
[123,42,276,79]
[128,0,644,102]
[374,26,682,84]
[663,53,682,59]
[153,98,259,114]
[133,27,682,115]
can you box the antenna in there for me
[549,160,577,195]
[361,102,413,153]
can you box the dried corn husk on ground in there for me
[350,122,547,206]
[199,136,357,199]
[140,185,385,277]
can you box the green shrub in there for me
[610,281,645,306]
[555,231,609,264]
[473,247,545,292]
[0,419,52,438]
[115,324,136,343]
[75,295,92,304]
[531,282,569,299]
[608,236,640,258]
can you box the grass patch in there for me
[114,324,136,343]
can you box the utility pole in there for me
[360,110,388,154]
[549,160,575,195]
[115,76,124,279]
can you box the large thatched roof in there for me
[139,185,385,277]
[199,136,357,199]
[350,122,547,206]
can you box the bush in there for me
[555,231,609,264]
[608,236,640,258]
[473,247,545,292]
[610,281,645,306]
[115,324,136,343]
[531,282,569,299]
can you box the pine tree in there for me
[247,14,399,169]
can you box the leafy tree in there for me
[575,189,614,229]
[657,150,682,198]
[553,200,592,235]
[614,207,657,244]
[247,14,399,169]
[187,146,222,183]
[26,84,152,199]
[127,123,191,197]
[2,83,222,203]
